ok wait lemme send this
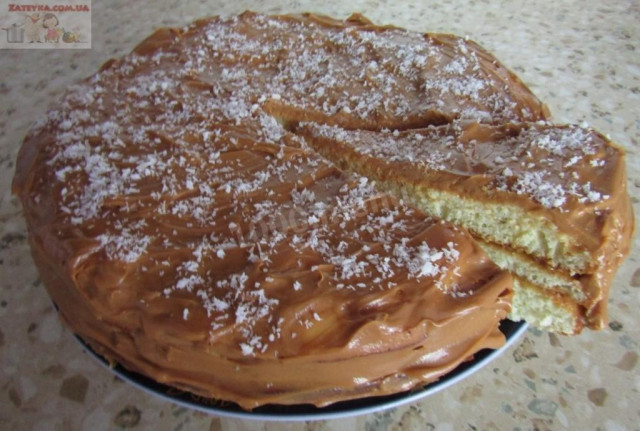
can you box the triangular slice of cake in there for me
[300,121,634,333]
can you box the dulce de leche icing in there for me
[9,12,540,409]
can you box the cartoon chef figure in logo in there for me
[23,13,42,43]
[43,13,62,43]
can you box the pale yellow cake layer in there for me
[475,239,586,302]
[384,181,592,275]
[509,278,581,334]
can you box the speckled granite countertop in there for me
[1,1,638,430]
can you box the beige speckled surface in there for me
[1,1,639,430]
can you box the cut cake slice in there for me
[299,121,634,333]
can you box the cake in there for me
[12,11,631,409]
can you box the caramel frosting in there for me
[16,123,514,408]
[26,163,512,408]
[10,12,529,409]
[301,121,634,328]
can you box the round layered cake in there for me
[12,11,581,409]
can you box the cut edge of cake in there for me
[297,121,633,334]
